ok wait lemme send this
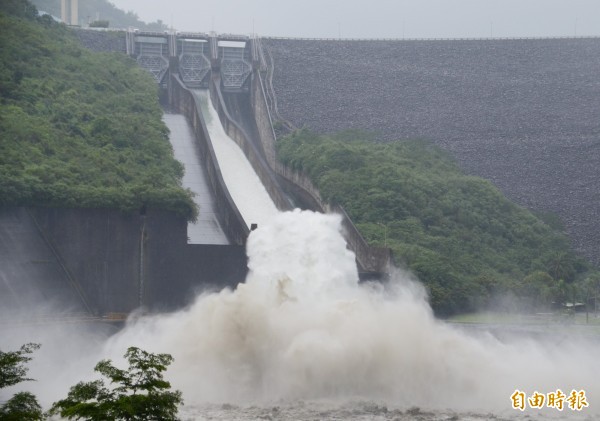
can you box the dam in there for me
[2,27,599,323]
[2,13,600,418]
[0,30,390,323]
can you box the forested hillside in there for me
[31,0,167,30]
[0,0,196,220]
[278,130,597,315]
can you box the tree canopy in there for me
[49,347,183,421]
[0,1,197,221]
[277,129,593,315]
[0,343,43,420]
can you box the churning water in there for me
[3,209,598,420]
[3,100,598,419]
[97,210,599,420]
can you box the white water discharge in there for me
[97,210,599,419]
[195,90,278,229]
[3,96,598,420]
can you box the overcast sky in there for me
[110,0,600,39]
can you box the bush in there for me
[0,343,43,420]
[49,347,183,421]
[0,1,197,221]
[89,20,109,28]
[277,129,591,315]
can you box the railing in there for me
[258,38,295,133]
[262,35,600,41]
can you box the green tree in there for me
[0,343,43,420]
[551,279,573,308]
[572,273,600,322]
[0,1,197,221]
[520,271,554,311]
[49,347,183,421]
[0,343,40,389]
[0,392,43,421]
[276,129,593,315]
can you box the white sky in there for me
[109,0,600,38]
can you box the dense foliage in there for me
[277,130,594,315]
[31,0,168,30]
[0,2,197,220]
[0,343,43,420]
[0,343,40,389]
[49,347,183,420]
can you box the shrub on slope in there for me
[0,1,196,220]
[277,129,590,315]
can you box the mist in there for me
[5,210,598,419]
[110,0,600,39]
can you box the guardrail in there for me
[262,35,600,41]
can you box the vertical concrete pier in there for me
[61,0,78,26]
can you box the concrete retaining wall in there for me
[30,207,141,315]
[141,209,247,312]
[26,207,247,316]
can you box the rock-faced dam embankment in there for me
[264,38,600,265]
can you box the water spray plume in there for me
[100,210,599,417]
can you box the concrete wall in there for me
[27,207,247,316]
[0,208,88,316]
[141,209,246,312]
[31,207,141,315]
